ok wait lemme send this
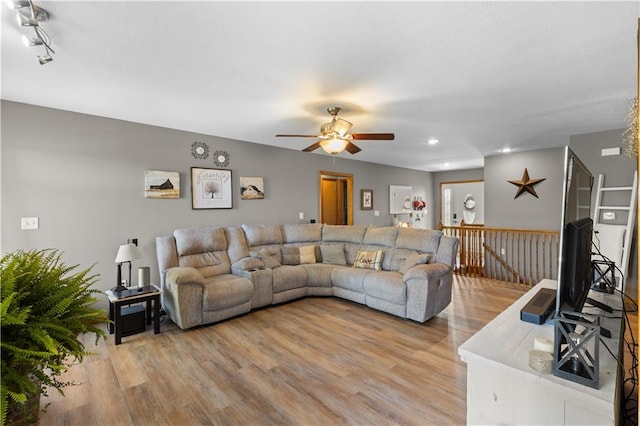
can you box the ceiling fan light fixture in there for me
[16,11,38,26]
[22,34,43,46]
[37,54,52,64]
[6,0,30,10]
[332,118,353,137]
[320,138,348,155]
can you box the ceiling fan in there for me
[276,107,395,154]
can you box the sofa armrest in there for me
[404,263,454,322]
[436,235,459,268]
[231,257,265,275]
[164,267,205,329]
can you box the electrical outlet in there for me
[299,212,304,220]
[603,212,616,220]
[374,210,380,216]
[500,248,506,256]
[21,217,39,230]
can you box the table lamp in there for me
[113,243,143,292]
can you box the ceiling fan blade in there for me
[351,133,395,141]
[275,134,319,138]
[344,142,362,154]
[302,141,322,152]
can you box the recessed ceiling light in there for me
[443,162,450,168]
[428,138,439,145]
[500,147,512,153]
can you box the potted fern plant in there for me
[1,249,108,426]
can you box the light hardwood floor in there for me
[40,276,637,425]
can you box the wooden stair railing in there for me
[482,242,524,284]
[439,223,560,286]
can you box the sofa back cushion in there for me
[389,228,443,271]
[225,226,250,263]
[242,223,283,246]
[323,224,368,265]
[395,228,442,252]
[173,227,231,277]
[282,223,323,243]
[242,224,284,264]
[360,226,398,270]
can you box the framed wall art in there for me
[145,170,180,199]
[240,176,265,200]
[361,189,373,210]
[191,167,232,209]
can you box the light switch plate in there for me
[21,217,39,230]
[603,212,616,220]
[374,210,380,216]
[299,212,304,220]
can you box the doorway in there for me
[319,171,353,225]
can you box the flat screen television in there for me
[553,147,598,386]
[556,147,594,316]
[557,216,593,314]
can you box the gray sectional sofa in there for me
[156,223,459,329]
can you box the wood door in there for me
[319,171,353,225]
[321,177,347,225]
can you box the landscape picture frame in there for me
[240,176,265,200]
[191,167,232,209]
[145,170,180,199]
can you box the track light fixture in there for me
[6,0,54,65]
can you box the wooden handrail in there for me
[440,224,560,286]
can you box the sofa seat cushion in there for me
[301,263,335,287]
[272,265,308,293]
[363,271,406,304]
[202,274,254,311]
[331,266,372,292]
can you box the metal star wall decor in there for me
[508,168,546,199]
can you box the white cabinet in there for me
[458,279,623,425]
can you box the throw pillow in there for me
[399,252,430,274]
[321,244,347,265]
[249,248,281,269]
[353,249,384,270]
[281,246,300,265]
[299,245,316,264]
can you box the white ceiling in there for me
[1,1,638,171]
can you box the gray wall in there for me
[1,101,432,307]
[484,147,565,230]
[569,129,637,297]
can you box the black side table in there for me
[105,285,161,345]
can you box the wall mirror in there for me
[440,180,484,226]
[389,185,413,214]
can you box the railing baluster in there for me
[440,224,559,286]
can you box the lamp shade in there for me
[332,118,353,137]
[320,138,348,154]
[114,243,142,264]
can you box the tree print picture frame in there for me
[191,167,232,209]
